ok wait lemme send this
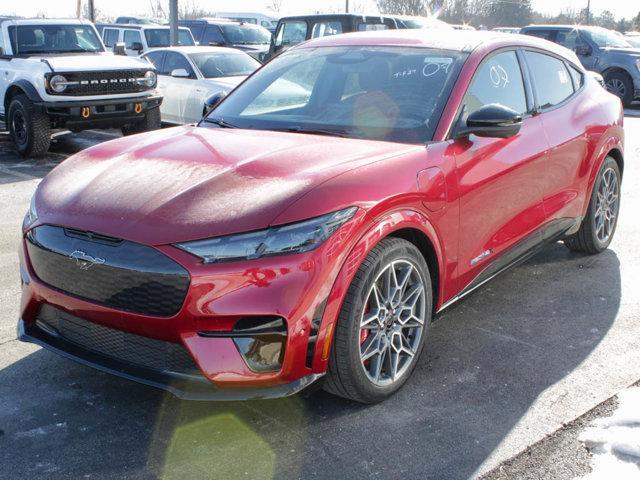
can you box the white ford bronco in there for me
[0,18,162,157]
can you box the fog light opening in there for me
[232,316,287,373]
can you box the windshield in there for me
[190,51,259,78]
[205,46,466,144]
[9,24,104,54]
[220,24,271,45]
[144,29,195,47]
[583,28,632,48]
[625,36,640,48]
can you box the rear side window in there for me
[567,64,584,91]
[524,51,574,109]
[311,22,343,38]
[462,50,527,116]
[103,28,119,48]
[357,22,389,31]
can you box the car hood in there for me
[602,47,640,56]
[38,53,152,72]
[36,126,418,245]
[203,76,246,91]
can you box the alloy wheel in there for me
[605,78,626,99]
[594,166,619,244]
[12,110,28,146]
[359,260,426,387]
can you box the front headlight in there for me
[143,70,157,88]
[23,192,38,229]
[175,207,357,263]
[49,74,68,93]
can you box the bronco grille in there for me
[36,304,199,374]
[46,70,152,96]
[26,225,190,317]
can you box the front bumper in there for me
[18,318,321,400]
[34,95,162,130]
[18,214,363,399]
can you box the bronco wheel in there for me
[8,94,51,158]
[324,237,432,403]
[604,71,634,107]
[565,156,621,254]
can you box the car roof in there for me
[103,24,190,31]
[277,13,401,21]
[0,18,93,26]
[296,29,583,65]
[522,24,604,31]
[179,18,241,25]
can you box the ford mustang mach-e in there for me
[18,30,624,403]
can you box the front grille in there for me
[36,304,199,374]
[47,70,152,96]
[26,225,190,317]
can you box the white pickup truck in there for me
[0,18,162,157]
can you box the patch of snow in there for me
[577,387,640,479]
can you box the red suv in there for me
[19,30,624,403]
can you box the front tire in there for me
[604,71,634,107]
[324,237,432,403]
[565,156,621,254]
[121,107,161,136]
[8,94,51,158]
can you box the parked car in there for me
[141,46,259,124]
[100,24,195,56]
[267,13,409,60]
[520,25,640,106]
[178,19,271,61]
[450,24,476,30]
[19,30,623,403]
[0,18,161,157]
[214,11,279,34]
[114,16,165,25]
[492,27,520,34]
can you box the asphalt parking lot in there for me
[1,111,640,480]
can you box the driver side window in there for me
[462,50,527,117]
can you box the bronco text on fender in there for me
[0,18,161,157]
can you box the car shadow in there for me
[0,242,621,479]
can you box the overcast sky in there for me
[4,0,639,21]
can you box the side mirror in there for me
[113,42,126,56]
[575,44,592,56]
[456,104,522,139]
[130,42,144,52]
[203,91,228,115]
[171,68,191,78]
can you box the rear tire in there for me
[121,107,161,136]
[565,156,621,254]
[604,71,634,107]
[324,237,432,403]
[8,94,51,158]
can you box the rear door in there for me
[452,49,549,291]
[523,50,589,228]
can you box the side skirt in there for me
[437,218,580,313]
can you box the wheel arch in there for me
[310,208,446,373]
[607,147,624,178]
[4,81,42,113]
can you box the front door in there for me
[452,50,549,291]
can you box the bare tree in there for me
[376,0,429,16]
[268,0,284,13]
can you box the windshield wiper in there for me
[204,117,239,128]
[276,126,350,138]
